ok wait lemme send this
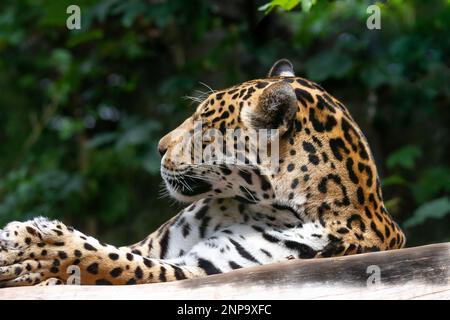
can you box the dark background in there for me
[0,0,448,246]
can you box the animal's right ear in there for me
[268,59,295,77]
[248,81,297,132]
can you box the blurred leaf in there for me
[305,50,353,81]
[412,167,450,204]
[386,145,422,170]
[50,116,85,140]
[91,0,121,23]
[258,3,274,12]
[258,0,301,14]
[86,132,118,149]
[113,1,148,27]
[115,119,161,149]
[0,169,83,224]
[384,197,402,215]
[67,29,104,47]
[383,174,408,187]
[50,49,73,74]
[301,0,314,12]
[403,197,450,228]
[142,141,161,174]
[38,0,78,27]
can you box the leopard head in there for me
[158,60,306,203]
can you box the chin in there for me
[163,174,213,203]
[168,191,205,203]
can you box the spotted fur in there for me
[0,59,405,286]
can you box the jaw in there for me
[167,190,206,203]
[160,162,278,205]
[162,173,214,203]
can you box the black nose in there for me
[158,144,167,157]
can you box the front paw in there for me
[0,217,75,287]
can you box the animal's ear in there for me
[268,59,295,77]
[250,81,297,131]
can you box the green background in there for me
[0,0,449,246]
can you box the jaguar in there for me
[0,59,405,286]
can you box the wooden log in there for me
[0,243,448,300]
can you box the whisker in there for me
[183,95,204,104]
[241,185,257,202]
[198,81,216,94]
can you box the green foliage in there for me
[0,168,83,221]
[386,145,422,170]
[259,0,317,14]
[0,0,448,245]
[412,167,450,204]
[384,145,450,238]
[404,197,450,228]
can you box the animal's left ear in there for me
[249,81,297,131]
[268,59,295,77]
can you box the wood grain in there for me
[0,243,448,300]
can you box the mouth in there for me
[163,172,213,197]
